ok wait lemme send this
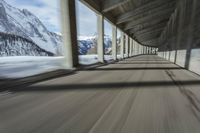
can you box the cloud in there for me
[5,0,113,36]
[76,0,97,36]
[5,0,61,32]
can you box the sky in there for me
[6,0,61,33]
[6,0,113,36]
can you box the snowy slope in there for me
[0,0,62,55]
[0,0,113,56]
[78,35,97,55]
[0,56,65,78]
[0,32,53,56]
[0,55,116,78]
[78,35,112,55]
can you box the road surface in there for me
[1,55,200,133]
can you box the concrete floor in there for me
[1,55,200,133]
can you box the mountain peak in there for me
[0,2,7,21]
[0,0,62,55]
[0,3,3,8]
[22,9,33,16]
[0,0,5,3]
[0,0,9,7]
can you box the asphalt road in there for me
[1,55,200,133]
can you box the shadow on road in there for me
[8,80,200,92]
[80,67,184,71]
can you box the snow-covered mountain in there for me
[0,0,62,56]
[78,35,97,55]
[0,32,53,56]
[0,0,112,56]
[78,35,112,55]
[104,35,112,54]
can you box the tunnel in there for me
[1,0,200,133]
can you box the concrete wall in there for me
[157,0,200,75]
[175,50,187,67]
[158,48,200,75]
[189,49,200,75]
[169,50,176,62]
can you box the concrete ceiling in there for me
[80,0,177,47]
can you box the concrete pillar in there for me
[60,0,79,69]
[142,46,144,54]
[129,38,133,57]
[184,0,197,69]
[145,46,148,54]
[125,35,129,58]
[97,14,104,63]
[143,46,145,54]
[153,48,155,54]
[174,50,178,63]
[137,43,139,55]
[133,41,136,56]
[112,25,117,60]
[135,42,137,55]
[141,46,143,54]
[120,32,124,59]
[168,51,171,61]
[148,47,150,54]
[139,45,141,54]
[149,47,151,54]
[146,47,148,54]
[132,39,134,56]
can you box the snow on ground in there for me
[79,54,122,65]
[0,55,121,78]
[0,56,65,78]
[79,55,99,65]
[79,55,113,65]
[78,35,96,40]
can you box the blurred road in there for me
[1,55,200,133]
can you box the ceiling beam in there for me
[80,0,101,13]
[130,22,166,34]
[135,28,163,37]
[80,0,133,38]
[136,31,160,42]
[142,39,158,47]
[129,18,169,34]
[124,8,173,30]
[117,0,175,24]
[102,0,129,13]
[142,38,158,43]
[132,3,175,21]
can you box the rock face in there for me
[0,32,53,56]
[0,0,62,56]
[78,35,112,55]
